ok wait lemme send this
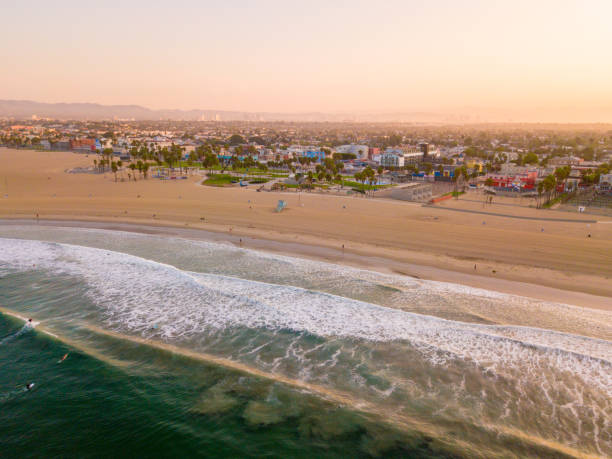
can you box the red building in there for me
[70,138,96,151]
[487,171,537,189]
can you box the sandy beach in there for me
[1,147,611,309]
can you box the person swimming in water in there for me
[25,383,35,391]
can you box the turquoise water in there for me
[1,314,446,459]
[0,225,610,458]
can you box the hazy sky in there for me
[2,0,612,119]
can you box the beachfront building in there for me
[380,152,404,168]
[486,171,537,191]
[70,138,100,153]
[599,173,612,192]
[434,165,457,179]
[51,140,71,151]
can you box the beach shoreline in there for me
[1,217,610,312]
[1,148,611,310]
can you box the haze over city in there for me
[2,0,612,122]
[2,2,612,458]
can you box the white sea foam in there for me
[1,238,610,374]
[2,225,609,343]
[2,236,611,455]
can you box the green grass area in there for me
[202,174,270,187]
[202,174,236,187]
[542,194,565,208]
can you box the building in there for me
[376,182,432,202]
[500,164,538,176]
[417,142,440,160]
[486,171,537,190]
[294,150,326,162]
[403,150,424,164]
[464,159,485,172]
[418,142,430,157]
[51,140,71,151]
[380,152,404,168]
[70,138,97,153]
[599,174,612,192]
[434,165,457,179]
[548,156,583,166]
[368,147,380,159]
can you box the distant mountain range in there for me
[1,99,611,123]
[1,100,431,122]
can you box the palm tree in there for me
[543,174,556,204]
[452,168,461,196]
[306,171,314,190]
[111,161,118,182]
[537,181,544,208]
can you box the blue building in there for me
[303,151,326,162]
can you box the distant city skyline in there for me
[2,0,612,122]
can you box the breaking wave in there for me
[1,236,611,457]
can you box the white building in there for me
[403,151,424,164]
[381,147,423,165]
[380,152,404,168]
[599,173,612,192]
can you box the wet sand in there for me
[1,147,611,308]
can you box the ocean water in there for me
[0,225,610,458]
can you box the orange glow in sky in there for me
[2,0,611,121]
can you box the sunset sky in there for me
[2,0,611,120]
